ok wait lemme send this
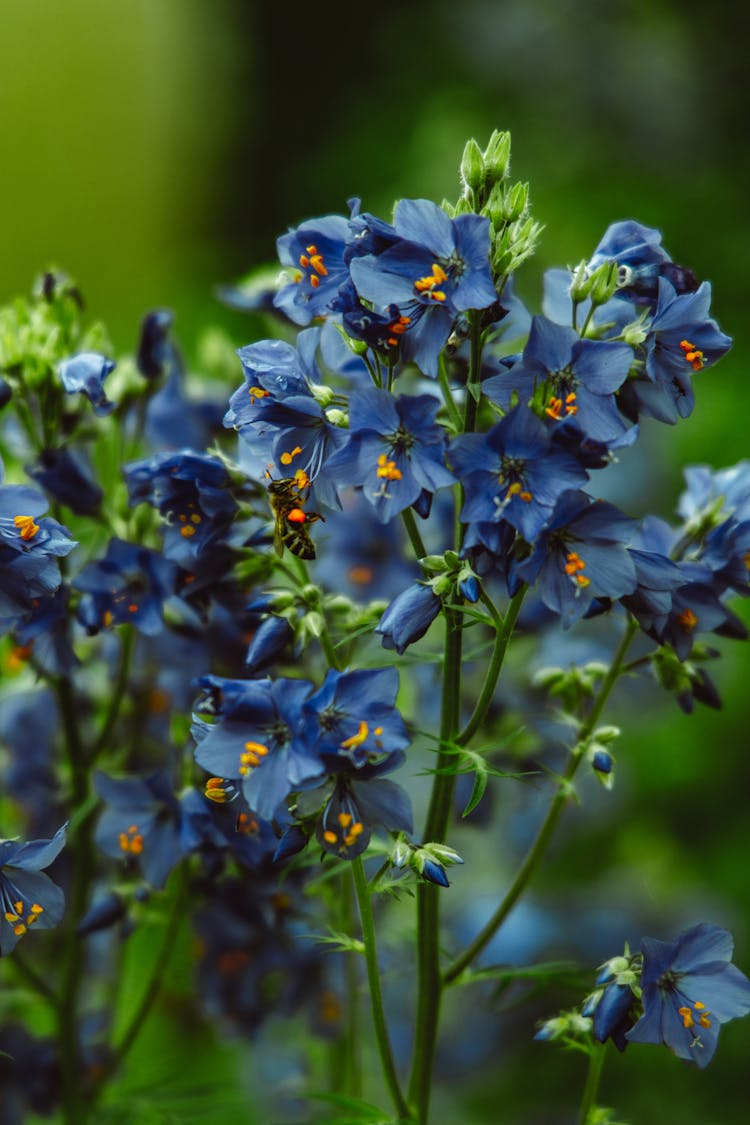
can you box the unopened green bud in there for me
[300,610,324,639]
[593,725,620,744]
[460,138,485,193]
[502,181,529,222]
[589,260,619,306]
[569,260,592,304]
[452,196,474,216]
[392,838,411,868]
[324,407,348,427]
[310,382,335,407]
[621,313,650,347]
[421,554,450,574]
[483,130,512,181]
[440,198,456,218]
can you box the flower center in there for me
[119,824,144,856]
[676,607,698,632]
[680,339,705,371]
[322,810,366,850]
[414,262,448,302]
[386,314,412,348]
[678,1000,712,1030]
[4,899,44,936]
[239,740,270,776]
[564,550,591,589]
[545,391,578,420]
[14,514,40,541]
[297,244,328,289]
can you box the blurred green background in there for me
[3,1,750,1121]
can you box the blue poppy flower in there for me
[627,923,750,1067]
[451,406,588,544]
[0,824,66,955]
[325,387,455,522]
[58,352,116,416]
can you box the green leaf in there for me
[448,960,583,988]
[461,766,488,816]
[305,1091,395,1123]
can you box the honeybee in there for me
[267,475,324,560]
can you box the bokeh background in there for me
[3,1,749,1121]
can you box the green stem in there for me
[401,508,427,560]
[88,625,135,762]
[437,356,463,432]
[578,1042,607,1125]
[55,673,96,1124]
[455,586,526,748]
[351,857,411,1121]
[342,871,362,1097]
[408,609,463,1121]
[444,617,638,985]
[93,866,187,1091]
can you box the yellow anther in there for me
[119,826,144,856]
[236,812,258,835]
[414,262,449,301]
[323,830,338,845]
[677,607,698,631]
[103,610,114,627]
[337,812,353,828]
[205,777,229,804]
[340,720,369,752]
[280,446,303,466]
[294,469,310,489]
[4,911,19,923]
[14,515,40,541]
[13,923,26,936]
[679,1005,695,1029]
[374,726,383,736]
[245,741,269,756]
[310,275,321,288]
[519,490,533,503]
[376,453,403,481]
[308,253,328,276]
[190,513,202,524]
[545,397,563,420]
[14,901,23,913]
[181,525,196,538]
[680,339,705,371]
[248,385,269,403]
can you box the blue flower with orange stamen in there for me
[123,450,237,565]
[627,923,750,1068]
[450,405,588,545]
[94,771,184,889]
[192,675,323,821]
[349,198,496,376]
[484,315,634,444]
[225,330,347,508]
[302,666,410,769]
[275,213,352,325]
[620,279,732,425]
[325,387,455,522]
[74,538,178,636]
[0,824,66,955]
[0,479,77,629]
[314,768,413,860]
[511,491,637,626]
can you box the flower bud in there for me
[569,260,592,304]
[460,138,485,193]
[483,130,512,181]
[589,260,619,306]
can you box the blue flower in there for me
[350,199,496,376]
[0,481,77,629]
[621,279,732,425]
[512,491,638,626]
[484,315,634,444]
[375,581,442,654]
[314,771,413,860]
[123,450,237,565]
[136,309,179,379]
[224,330,347,509]
[58,352,116,416]
[325,387,455,522]
[74,538,178,636]
[302,666,410,769]
[588,220,699,307]
[25,448,103,515]
[450,406,588,544]
[192,675,324,821]
[94,771,184,889]
[627,923,750,1067]
[592,981,637,1051]
[0,825,66,955]
[275,213,352,324]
